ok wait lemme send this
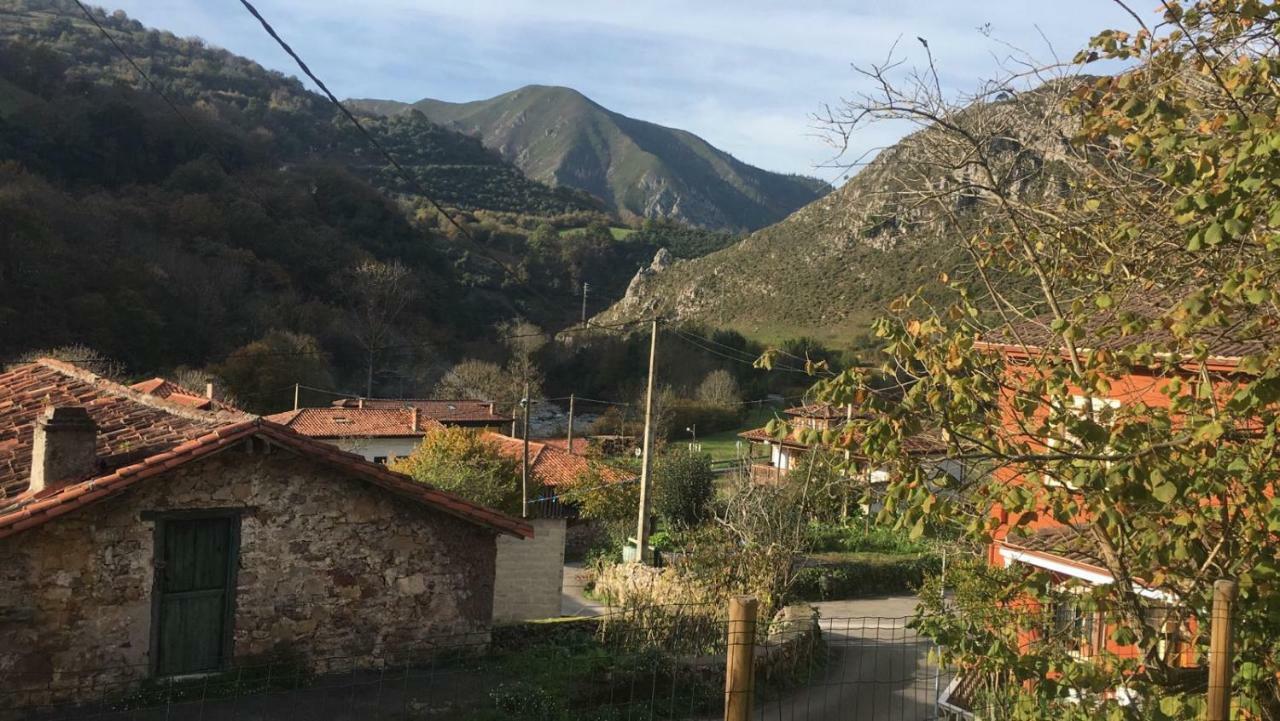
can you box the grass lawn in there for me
[696,406,779,462]
[558,226,636,240]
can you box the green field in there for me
[695,406,779,461]
[558,226,636,241]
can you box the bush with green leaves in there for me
[653,451,715,527]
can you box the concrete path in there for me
[759,595,946,721]
[560,560,611,617]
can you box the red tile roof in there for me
[129,377,238,412]
[0,360,247,500]
[331,398,512,424]
[265,408,445,438]
[541,437,591,455]
[0,360,531,540]
[484,433,634,488]
[975,291,1277,367]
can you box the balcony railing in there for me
[749,462,788,484]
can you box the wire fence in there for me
[0,597,1242,721]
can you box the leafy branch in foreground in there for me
[808,2,1280,718]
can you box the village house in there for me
[0,359,531,708]
[739,403,952,490]
[265,407,447,464]
[330,397,512,430]
[938,299,1273,714]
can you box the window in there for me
[1049,589,1101,659]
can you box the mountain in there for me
[0,0,665,401]
[349,86,832,231]
[593,84,1077,347]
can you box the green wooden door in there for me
[155,517,236,676]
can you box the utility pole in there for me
[521,382,531,519]
[293,383,300,411]
[566,393,576,452]
[634,319,658,564]
[581,282,590,326]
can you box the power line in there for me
[235,0,544,298]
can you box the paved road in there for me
[759,596,946,721]
[560,560,611,617]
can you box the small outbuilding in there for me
[0,359,530,707]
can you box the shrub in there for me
[789,554,942,602]
[653,451,715,527]
[803,521,931,555]
[391,427,521,514]
[667,400,742,437]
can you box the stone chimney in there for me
[29,406,98,495]
[410,407,420,433]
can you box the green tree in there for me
[808,3,1280,717]
[653,451,715,527]
[391,427,521,515]
[215,331,333,414]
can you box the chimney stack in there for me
[29,407,98,495]
[411,407,420,433]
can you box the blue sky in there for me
[104,1,1144,183]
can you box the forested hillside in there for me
[595,82,1073,346]
[351,86,832,231]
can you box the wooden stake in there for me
[724,595,758,721]
[1207,578,1237,721]
[634,319,658,564]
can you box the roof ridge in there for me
[33,359,250,424]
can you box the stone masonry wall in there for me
[492,517,565,622]
[0,441,497,708]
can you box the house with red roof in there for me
[948,296,1275,708]
[265,407,447,465]
[739,403,951,486]
[0,359,530,708]
[483,432,634,492]
[330,397,512,429]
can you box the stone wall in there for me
[493,517,565,622]
[0,441,497,708]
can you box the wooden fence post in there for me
[1207,578,1237,721]
[724,595,759,721]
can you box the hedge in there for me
[789,553,942,602]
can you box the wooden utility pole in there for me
[1207,578,1237,721]
[581,282,590,325]
[724,595,758,721]
[521,382,531,519]
[566,393,576,452]
[634,319,658,564]
[293,383,300,411]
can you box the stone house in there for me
[0,359,531,708]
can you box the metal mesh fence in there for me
[753,615,948,721]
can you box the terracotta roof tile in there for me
[331,398,512,424]
[0,360,246,500]
[129,377,238,412]
[264,408,445,438]
[976,291,1278,366]
[0,361,532,540]
[484,433,634,488]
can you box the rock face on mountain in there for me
[350,86,830,231]
[594,83,1080,343]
